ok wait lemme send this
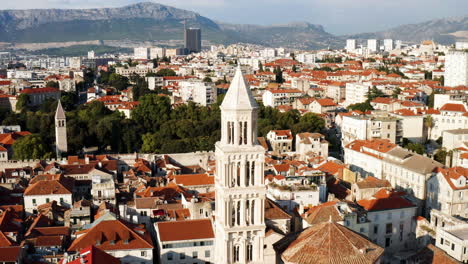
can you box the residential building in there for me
[262,89,303,107]
[426,167,467,218]
[351,176,392,201]
[346,39,357,52]
[391,109,425,143]
[430,103,468,140]
[134,47,149,60]
[266,130,293,154]
[442,129,468,150]
[178,80,217,106]
[155,219,214,264]
[435,224,468,262]
[60,246,120,264]
[149,47,166,59]
[384,39,394,51]
[357,189,418,254]
[67,213,154,264]
[91,174,116,206]
[295,132,328,161]
[309,98,338,114]
[345,82,371,106]
[267,183,323,212]
[341,113,402,146]
[445,50,468,87]
[214,66,266,263]
[24,174,74,215]
[368,39,380,52]
[19,87,60,106]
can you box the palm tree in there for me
[424,115,434,141]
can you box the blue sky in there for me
[2,0,468,34]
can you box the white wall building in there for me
[346,39,357,52]
[445,50,468,87]
[178,81,217,106]
[149,47,166,59]
[383,39,394,51]
[155,219,215,264]
[443,129,468,150]
[368,39,380,52]
[345,82,371,106]
[134,47,149,60]
[435,224,468,262]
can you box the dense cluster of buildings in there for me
[0,36,467,264]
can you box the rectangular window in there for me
[167,253,173,261]
[451,244,455,251]
[440,238,444,245]
[385,237,391,247]
[32,199,36,205]
[141,251,146,257]
[205,250,210,258]
[386,223,393,234]
[180,253,185,260]
[374,225,378,234]
[193,251,198,258]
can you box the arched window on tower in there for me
[231,201,236,227]
[244,121,248,145]
[251,161,255,186]
[251,199,255,225]
[236,201,241,226]
[227,122,232,144]
[245,161,250,187]
[233,245,240,262]
[247,243,253,262]
[239,122,243,145]
[236,162,241,187]
[246,200,250,225]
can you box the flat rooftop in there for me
[449,228,468,241]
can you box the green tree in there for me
[424,115,434,140]
[156,69,177,77]
[392,87,401,99]
[16,94,30,112]
[434,149,448,164]
[347,102,374,112]
[12,134,54,160]
[131,94,172,132]
[108,73,130,91]
[292,113,325,134]
[275,67,284,83]
[46,81,59,89]
[203,76,213,83]
[405,142,425,155]
[259,62,264,72]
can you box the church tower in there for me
[214,66,266,263]
[55,100,68,157]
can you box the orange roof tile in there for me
[156,219,214,242]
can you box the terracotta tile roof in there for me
[315,98,337,107]
[156,219,214,242]
[63,246,120,264]
[273,164,290,173]
[265,199,292,220]
[270,130,293,140]
[174,173,214,186]
[440,103,467,112]
[24,175,74,196]
[371,97,396,104]
[346,139,396,155]
[0,231,13,247]
[357,189,414,211]
[19,87,59,94]
[0,131,31,146]
[0,246,22,262]
[303,201,342,225]
[317,161,345,176]
[439,167,468,190]
[408,244,459,264]
[68,219,153,252]
[355,176,392,189]
[281,221,383,264]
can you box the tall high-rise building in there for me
[214,66,266,264]
[383,39,394,51]
[445,50,468,87]
[346,39,357,51]
[134,47,149,60]
[185,27,202,53]
[55,100,67,157]
[368,39,380,52]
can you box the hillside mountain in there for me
[347,15,468,44]
[0,2,337,49]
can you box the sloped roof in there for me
[357,189,414,211]
[281,221,383,264]
[221,66,258,110]
[68,219,153,251]
[265,198,292,220]
[355,176,392,189]
[174,173,214,186]
[64,246,120,264]
[156,219,214,242]
[55,100,66,119]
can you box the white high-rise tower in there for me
[55,100,68,157]
[214,66,266,264]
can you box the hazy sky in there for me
[2,0,468,34]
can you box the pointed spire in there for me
[55,100,65,119]
[221,65,258,110]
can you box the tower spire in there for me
[221,66,258,110]
[55,100,68,158]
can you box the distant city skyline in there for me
[1,0,467,34]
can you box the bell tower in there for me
[214,66,266,263]
[55,100,68,157]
